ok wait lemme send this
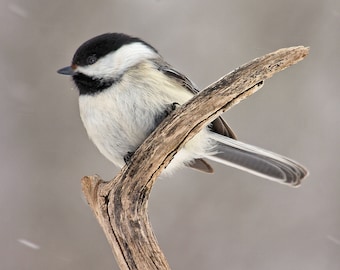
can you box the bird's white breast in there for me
[79,62,214,171]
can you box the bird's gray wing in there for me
[158,62,236,138]
[156,62,237,173]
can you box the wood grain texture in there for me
[81,46,309,270]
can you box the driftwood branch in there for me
[81,46,309,270]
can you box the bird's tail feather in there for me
[207,133,308,186]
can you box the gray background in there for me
[1,0,339,269]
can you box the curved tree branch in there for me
[81,46,309,270]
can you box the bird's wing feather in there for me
[156,61,237,173]
[158,62,237,139]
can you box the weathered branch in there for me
[81,46,309,270]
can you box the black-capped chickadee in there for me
[58,33,308,186]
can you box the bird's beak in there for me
[57,66,76,76]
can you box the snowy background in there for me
[1,0,339,269]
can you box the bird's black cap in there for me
[71,33,158,67]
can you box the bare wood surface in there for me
[81,46,309,270]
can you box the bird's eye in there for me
[86,55,97,65]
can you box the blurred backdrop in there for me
[1,0,339,269]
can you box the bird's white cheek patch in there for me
[76,42,158,79]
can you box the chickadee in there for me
[58,33,308,186]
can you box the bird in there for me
[57,33,308,186]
